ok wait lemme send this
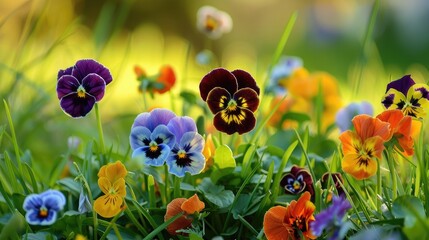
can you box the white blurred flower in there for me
[197,6,232,39]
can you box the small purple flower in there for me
[280,165,314,196]
[23,190,66,226]
[267,56,303,95]
[130,109,177,166]
[335,101,373,132]
[311,195,352,240]
[78,189,92,213]
[166,116,205,177]
[56,59,112,118]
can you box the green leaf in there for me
[214,144,236,169]
[392,195,426,227]
[231,194,265,219]
[197,178,234,209]
[57,178,80,195]
[189,232,204,240]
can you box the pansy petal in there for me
[113,178,127,197]
[132,108,177,131]
[151,125,176,148]
[23,194,42,211]
[81,73,106,101]
[155,65,176,94]
[180,132,205,153]
[213,107,256,135]
[43,195,64,212]
[130,126,152,150]
[167,152,206,177]
[263,206,290,240]
[132,144,170,166]
[411,83,429,101]
[72,59,113,85]
[57,75,80,99]
[57,66,73,80]
[94,194,123,218]
[181,194,205,215]
[60,93,96,118]
[233,88,260,112]
[342,153,377,180]
[352,114,390,141]
[165,198,192,235]
[98,177,112,195]
[385,75,415,96]
[105,161,127,183]
[339,131,361,156]
[382,88,407,110]
[231,69,260,95]
[167,116,197,142]
[206,87,231,114]
[40,190,66,208]
[199,68,238,101]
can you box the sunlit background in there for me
[2,0,429,177]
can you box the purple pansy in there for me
[166,117,205,177]
[310,195,352,239]
[321,172,345,196]
[56,59,112,118]
[130,109,177,166]
[381,75,429,118]
[280,165,314,196]
[267,56,303,95]
[335,101,373,132]
[23,189,66,226]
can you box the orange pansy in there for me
[165,194,205,235]
[376,109,414,156]
[339,115,391,180]
[264,192,316,240]
[155,65,176,94]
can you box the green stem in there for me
[99,212,122,240]
[73,162,98,240]
[164,164,170,203]
[143,212,184,240]
[95,103,105,154]
[218,131,223,146]
[385,149,397,199]
[376,159,381,213]
[173,175,181,199]
[125,207,149,236]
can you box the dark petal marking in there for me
[57,66,73,80]
[213,107,256,135]
[206,87,231,114]
[57,75,81,99]
[72,59,113,85]
[60,93,96,118]
[233,88,260,112]
[280,173,295,188]
[175,153,193,168]
[199,68,238,101]
[81,73,106,101]
[145,144,164,159]
[385,75,414,95]
[415,86,429,100]
[231,69,260,95]
[381,93,395,108]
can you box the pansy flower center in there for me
[205,16,219,32]
[175,150,192,167]
[227,99,238,111]
[149,141,159,152]
[38,207,48,218]
[293,180,302,190]
[108,186,117,195]
[77,85,86,98]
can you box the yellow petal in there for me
[342,153,377,180]
[113,178,127,197]
[94,194,123,218]
[98,177,112,195]
[105,161,127,183]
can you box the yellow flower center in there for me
[149,142,158,152]
[227,99,237,111]
[108,186,117,195]
[205,16,219,32]
[293,180,301,190]
[178,151,187,159]
[39,207,48,217]
[77,85,86,98]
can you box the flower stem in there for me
[99,212,121,240]
[95,103,105,154]
[385,149,397,200]
[164,164,170,204]
[376,159,381,213]
[173,175,181,199]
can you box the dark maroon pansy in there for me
[321,172,345,196]
[199,68,260,135]
[56,59,112,118]
[280,165,314,196]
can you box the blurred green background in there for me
[1,0,429,178]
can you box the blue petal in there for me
[40,190,66,209]
[130,126,152,150]
[167,116,197,142]
[151,125,176,148]
[23,194,43,211]
[179,132,205,153]
[132,108,176,131]
[40,210,58,226]
[78,190,92,213]
[166,152,205,177]
[132,144,171,166]
[26,210,42,225]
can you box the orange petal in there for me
[156,65,176,94]
[353,114,391,141]
[98,165,107,178]
[113,178,127,197]
[181,194,205,215]
[134,65,146,78]
[292,191,312,218]
[263,206,291,240]
[342,153,378,180]
[94,194,123,218]
[339,131,361,156]
[105,161,127,183]
[165,198,192,235]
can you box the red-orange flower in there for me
[376,109,414,156]
[164,194,205,235]
[134,65,176,94]
[339,115,391,180]
[263,192,316,240]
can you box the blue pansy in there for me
[130,108,176,166]
[166,116,206,177]
[78,189,92,213]
[267,56,303,95]
[23,190,66,226]
[335,101,373,132]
